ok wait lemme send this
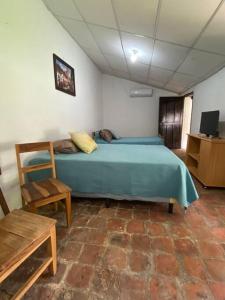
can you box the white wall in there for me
[102,75,176,137]
[0,0,102,216]
[191,67,225,136]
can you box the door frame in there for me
[159,92,194,149]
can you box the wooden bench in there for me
[0,209,57,300]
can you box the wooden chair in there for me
[0,167,57,299]
[0,210,57,300]
[15,142,72,227]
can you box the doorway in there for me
[158,94,193,149]
[181,95,193,149]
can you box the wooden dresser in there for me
[186,134,225,188]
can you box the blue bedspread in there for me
[95,136,164,145]
[28,144,198,208]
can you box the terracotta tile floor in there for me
[1,155,225,299]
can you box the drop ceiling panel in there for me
[110,69,130,80]
[83,48,110,70]
[157,0,221,46]
[165,84,183,94]
[131,75,148,84]
[152,41,189,71]
[195,3,225,55]
[129,62,149,82]
[178,49,225,78]
[89,25,124,56]
[74,0,117,29]
[166,73,196,93]
[59,18,99,50]
[43,0,82,20]
[104,54,128,73]
[98,65,112,73]
[149,66,174,84]
[121,32,154,65]
[148,79,165,89]
[113,0,158,37]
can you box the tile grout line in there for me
[182,59,225,95]
[43,0,108,74]
[146,0,162,84]
[55,15,225,59]
[163,0,225,91]
[72,0,113,73]
[110,0,132,80]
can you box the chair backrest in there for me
[0,167,10,215]
[15,142,56,186]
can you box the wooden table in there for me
[0,209,57,300]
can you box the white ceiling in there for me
[43,0,225,94]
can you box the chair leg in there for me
[65,192,72,227]
[48,225,57,275]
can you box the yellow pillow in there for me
[70,132,97,154]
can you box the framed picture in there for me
[53,54,76,96]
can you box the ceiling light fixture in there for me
[130,49,138,63]
[135,34,145,38]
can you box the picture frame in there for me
[53,54,76,96]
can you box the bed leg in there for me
[105,199,111,208]
[168,198,176,214]
[168,203,174,214]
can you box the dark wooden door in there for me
[159,97,184,149]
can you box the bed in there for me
[94,133,164,145]
[27,144,198,212]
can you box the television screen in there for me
[200,110,219,137]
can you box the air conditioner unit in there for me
[130,88,153,98]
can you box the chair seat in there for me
[21,178,71,203]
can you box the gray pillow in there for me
[53,139,80,154]
[111,130,120,140]
[99,129,113,143]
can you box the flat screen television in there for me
[200,110,219,137]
